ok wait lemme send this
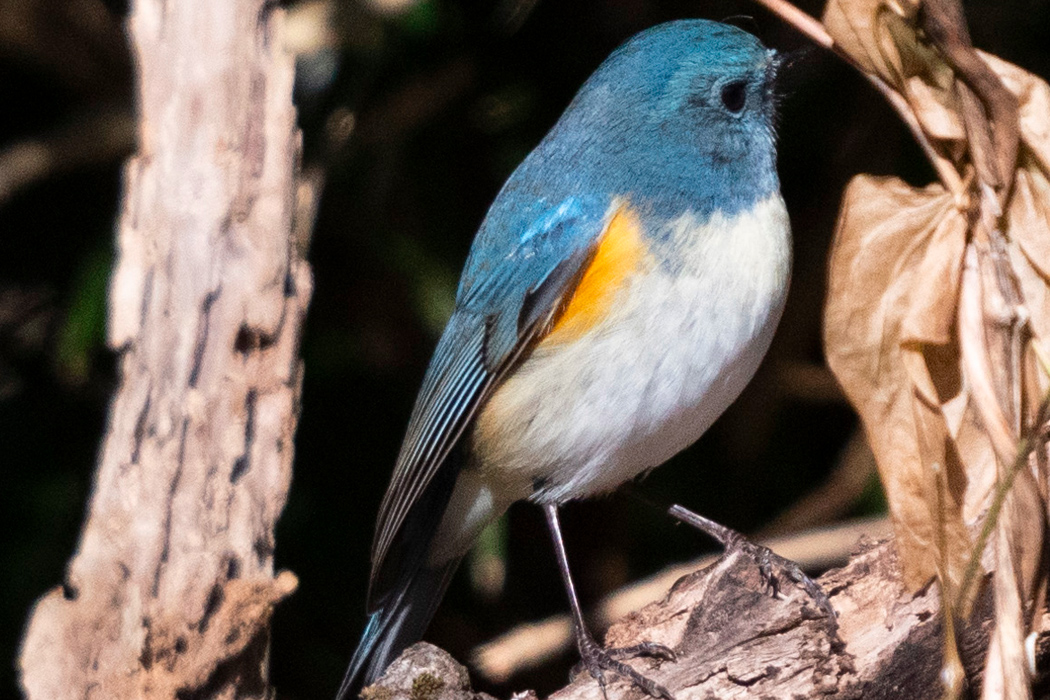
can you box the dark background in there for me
[0,0,1046,698]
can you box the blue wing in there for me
[367,193,611,606]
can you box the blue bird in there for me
[338,19,791,700]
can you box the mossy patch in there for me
[410,672,445,700]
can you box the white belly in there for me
[428,195,790,564]
[473,195,791,503]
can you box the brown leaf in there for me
[981,52,1050,700]
[824,174,970,591]
[981,466,1043,700]
[821,2,1050,695]
[823,0,908,82]
[824,0,966,154]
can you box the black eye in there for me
[720,81,747,113]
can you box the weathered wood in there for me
[366,539,1050,699]
[18,1,307,698]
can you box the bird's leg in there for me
[668,504,841,646]
[543,504,676,700]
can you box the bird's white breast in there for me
[469,194,792,504]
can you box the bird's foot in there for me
[669,504,842,648]
[570,633,676,700]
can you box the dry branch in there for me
[472,517,892,683]
[17,1,308,698]
[369,539,1050,700]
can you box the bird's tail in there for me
[335,559,461,700]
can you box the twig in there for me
[955,396,1050,612]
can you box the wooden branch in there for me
[367,538,1050,699]
[17,1,308,699]
[472,517,892,683]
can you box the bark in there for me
[367,539,1050,699]
[18,1,307,699]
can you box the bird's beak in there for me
[770,46,815,92]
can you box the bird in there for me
[338,18,791,700]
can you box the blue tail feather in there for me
[335,560,461,700]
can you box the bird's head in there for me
[558,20,782,171]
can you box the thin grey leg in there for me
[544,504,676,700]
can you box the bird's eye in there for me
[720,81,747,113]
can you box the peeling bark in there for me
[18,1,307,698]
[367,539,1050,699]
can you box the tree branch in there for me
[17,1,308,698]
[369,538,1050,699]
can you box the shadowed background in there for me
[0,0,1046,698]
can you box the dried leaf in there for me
[983,52,1050,174]
[821,3,1050,696]
[992,52,1050,358]
[905,76,966,145]
[824,174,970,591]
[823,0,907,82]
[824,0,965,155]
[981,52,1050,700]
[982,466,1043,700]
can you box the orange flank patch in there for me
[543,205,646,344]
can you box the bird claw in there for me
[605,641,677,663]
[731,535,841,642]
[570,633,676,700]
[669,504,843,649]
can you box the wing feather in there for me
[367,195,612,607]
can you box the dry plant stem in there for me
[749,0,966,199]
[954,236,1033,700]
[939,602,966,699]
[960,244,1022,466]
[17,1,308,699]
[956,402,1049,612]
[919,0,1028,462]
[935,434,967,699]
[981,224,1027,436]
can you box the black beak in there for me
[772,46,817,93]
